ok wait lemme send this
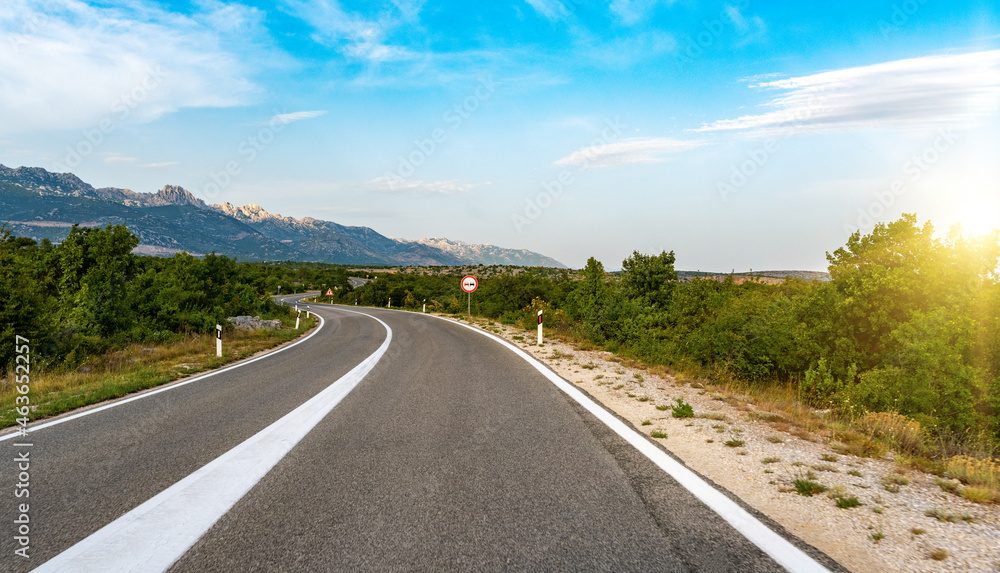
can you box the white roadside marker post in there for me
[423,299,426,313]
[295,310,301,330]
[388,298,391,309]
[537,310,543,346]
[216,324,222,357]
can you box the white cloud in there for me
[523,0,569,21]
[554,137,705,167]
[270,110,328,125]
[143,162,178,169]
[367,176,487,195]
[103,155,136,164]
[282,0,420,63]
[724,3,766,46]
[698,50,1000,136]
[609,0,674,26]
[0,0,257,134]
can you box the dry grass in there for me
[859,411,924,455]
[0,317,316,428]
[947,455,999,503]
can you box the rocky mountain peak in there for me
[0,164,96,197]
[153,185,206,208]
[211,202,275,222]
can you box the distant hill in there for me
[0,164,566,267]
[407,237,567,268]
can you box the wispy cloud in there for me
[725,3,767,46]
[554,137,705,167]
[523,0,570,21]
[698,50,1000,136]
[0,0,257,134]
[270,110,327,125]
[609,0,675,26]
[143,161,178,169]
[367,176,487,195]
[281,0,420,64]
[103,155,136,164]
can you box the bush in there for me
[671,398,694,418]
[859,411,924,455]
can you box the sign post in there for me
[461,275,478,319]
[537,310,543,346]
[216,324,222,357]
[325,288,334,303]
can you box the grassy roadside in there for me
[0,315,318,429]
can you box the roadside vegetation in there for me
[334,214,1000,491]
[3,215,998,499]
[0,224,327,427]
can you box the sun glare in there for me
[958,208,1000,237]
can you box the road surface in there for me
[1,298,841,571]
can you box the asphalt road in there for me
[1,298,840,572]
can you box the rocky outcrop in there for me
[226,316,283,330]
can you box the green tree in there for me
[58,225,139,340]
[620,250,678,307]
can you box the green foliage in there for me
[257,213,1000,446]
[834,495,861,509]
[670,398,694,418]
[620,250,678,307]
[794,478,828,496]
[0,225,298,372]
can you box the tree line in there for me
[338,214,999,443]
[3,216,997,445]
[0,224,350,370]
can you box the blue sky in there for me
[1,0,998,270]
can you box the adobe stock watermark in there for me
[675,0,751,69]
[716,91,830,202]
[381,76,496,190]
[53,66,165,171]
[511,118,626,233]
[843,127,957,238]
[878,0,931,39]
[716,139,779,202]
[199,112,301,200]
[7,12,48,53]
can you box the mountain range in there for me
[0,165,567,268]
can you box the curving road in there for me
[1,298,841,572]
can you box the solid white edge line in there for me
[33,309,391,573]
[423,312,831,573]
[1,297,323,442]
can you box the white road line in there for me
[431,314,831,573]
[2,298,324,442]
[33,309,391,573]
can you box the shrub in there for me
[835,495,861,509]
[858,411,924,455]
[794,479,827,497]
[671,398,694,418]
[947,455,998,490]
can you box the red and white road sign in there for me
[461,275,478,293]
[325,289,334,296]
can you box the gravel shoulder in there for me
[459,316,1000,573]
